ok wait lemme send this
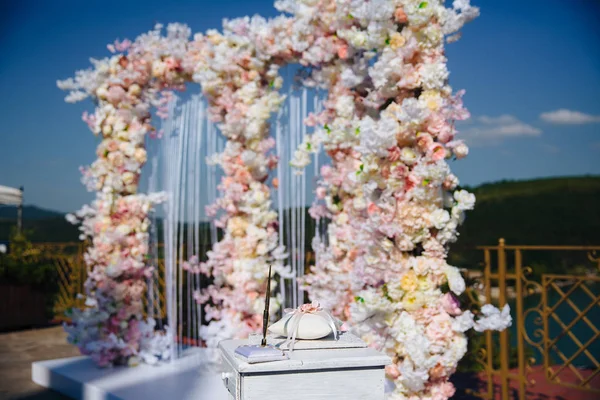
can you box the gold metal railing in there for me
[467,239,600,400]
[542,274,600,391]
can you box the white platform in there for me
[32,353,229,400]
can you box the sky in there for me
[0,0,599,213]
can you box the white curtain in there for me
[0,185,22,206]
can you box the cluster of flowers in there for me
[59,20,296,362]
[64,193,170,366]
[182,21,294,346]
[59,24,195,366]
[59,3,511,398]
[282,1,512,399]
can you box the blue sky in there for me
[1,0,599,213]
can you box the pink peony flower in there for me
[441,292,462,316]
[316,187,327,199]
[337,44,349,59]
[106,86,126,105]
[429,143,447,161]
[299,301,322,314]
[386,364,401,379]
[394,7,408,23]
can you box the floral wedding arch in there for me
[59,0,511,398]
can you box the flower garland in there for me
[285,1,511,399]
[182,20,292,346]
[58,24,197,366]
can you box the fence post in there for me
[497,238,509,400]
[515,248,526,399]
[483,247,494,398]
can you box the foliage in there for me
[0,228,59,316]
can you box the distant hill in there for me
[462,176,600,245]
[0,205,64,220]
[449,175,600,275]
[0,206,78,242]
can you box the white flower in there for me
[398,359,429,393]
[339,27,368,48]
[453,0,472,10]
[357,116,397,156]
[84,297,98,307]
[392,311,419,341]
[397,98,429,125]
[420,62,449,90]
[405,332,437,370]
[474,304,512,332]
[139,321,172,365]
[65,91,88,103]
[430,209,450,230]
[340,66,365,88]
[335,95,355,118]
[445,265,465,295]
[453,142,469,159]
[353,196,367,210]
[381,238,394,253]
[454,189,475,210]
[439,334,468,369]
[65,213,78,224]
[290,149,311,169]
[400,147,418,165]
[444,174,459,190]
[452,311,474,332]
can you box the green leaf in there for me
[324,124,331,134]
[385,37,391,45]
[382,284,393,302]
[355,127,360,135]
[355,164,365,176]
[419,1,428,9]
[354,296,365,303]
[306,142,312,151]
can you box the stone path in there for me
[0,327,79,400]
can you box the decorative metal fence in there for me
[466,240,600,399]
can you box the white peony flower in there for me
[430,209,450,230]
[445,265,466,295]
[340,66,365,88]
[398,359,429,393]
[357,116,397,156]
[290,149,311,169]
[405,333,437,370]
[420,62,449,90]
[335,95,356,118]
[453,142,469,159]
[452,311,474,332]
[400,147,418,165]
[454,189,475,210]
[397,98,429,125]
[474,304,512,332]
